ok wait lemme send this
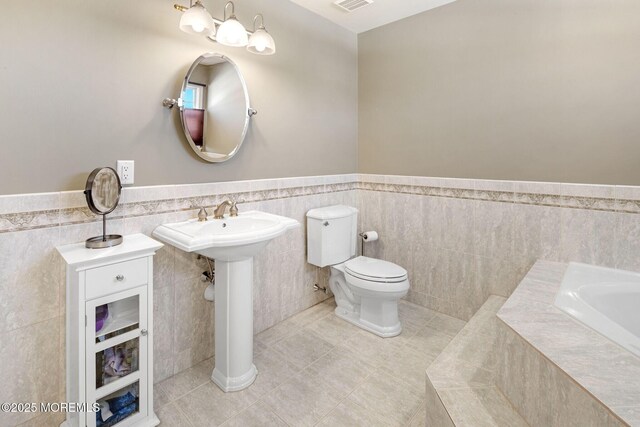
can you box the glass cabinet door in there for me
[86,287,148,427]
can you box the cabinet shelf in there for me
[95,329,140,353]
[97,309,139,340]
[95,372,141,401]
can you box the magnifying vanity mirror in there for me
[84,167,123,249]
[163,53,256,163]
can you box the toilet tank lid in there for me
[307,205,358,220]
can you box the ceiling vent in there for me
[333,0,373,13]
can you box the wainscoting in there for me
[358,175,640,320]
[2,173,639,425]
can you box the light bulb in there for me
[247,27,276,55]
[179,1,215,36]
[217,16,249,47]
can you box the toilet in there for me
[306,205,410,337]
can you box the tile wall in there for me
[357,175,640,320]
[0,175,356,426]
[1,172,639,425]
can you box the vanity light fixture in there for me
[173,1,276,55]
[247,14,276,55]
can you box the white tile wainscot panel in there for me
[0,174,356,426]
[1,172,638,426]
[357,174,640,321]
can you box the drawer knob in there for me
[115,275,125,282]
[141,329,148,336]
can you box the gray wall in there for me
[0,0,358,194]
[358,0,640,185]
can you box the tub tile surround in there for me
[498,323,629,427]
[1,173,640,425]
[497,260,640,426]
[425,295,529,427]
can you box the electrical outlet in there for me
[116,160,135,185]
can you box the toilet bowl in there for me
[330,256,409,337]
[306,205,410,337]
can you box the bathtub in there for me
[554,262,640,358]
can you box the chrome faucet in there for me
[213,199,239,219]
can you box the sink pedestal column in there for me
[211,258,258,392]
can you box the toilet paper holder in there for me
[359,231,378,256]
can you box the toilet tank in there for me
[306,205,358,267]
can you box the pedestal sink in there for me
[153,211,299,392]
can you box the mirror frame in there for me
[179,53,252,163]
[83,167,123,249]
[84,167,122,215]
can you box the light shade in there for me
[247,28,276,55]
[216,16,248,47]
[179,1,215,36]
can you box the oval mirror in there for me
[85,167,121,215]
[84,167,123,248]
[179,53,253,163]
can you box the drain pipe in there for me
[198,255,216,301]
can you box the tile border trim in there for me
[0,182,355,234]
[357,181,636,213]
[2,174,638,234]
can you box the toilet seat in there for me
[343,256,409,295]
[344,256,407,283]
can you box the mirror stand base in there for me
[85,234,123,249]
[86,214,123,249]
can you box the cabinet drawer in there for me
[85,258,148,299]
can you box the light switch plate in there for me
[117,160,135,185]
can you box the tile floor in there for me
[155,298,467,426]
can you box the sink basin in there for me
[152,210,299,261]
[152,210,299,392]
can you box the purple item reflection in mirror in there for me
[96,304,109,333]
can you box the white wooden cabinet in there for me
[57,234,163,427]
